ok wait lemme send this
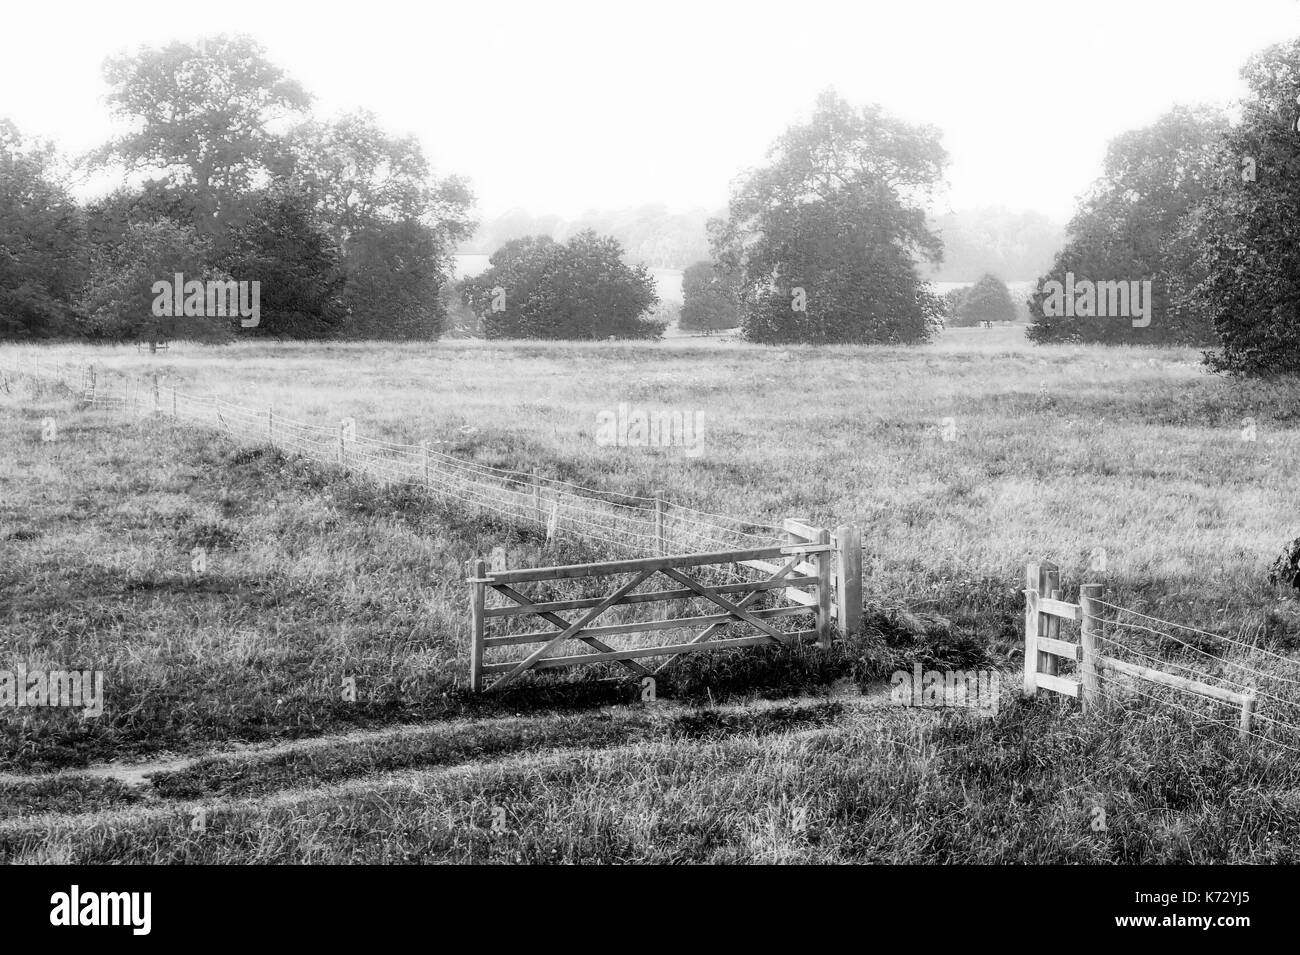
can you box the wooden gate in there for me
[467,525,856,691]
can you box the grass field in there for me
[4,325,1300,862]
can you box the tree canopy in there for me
[952,274,1016,326]
[462,231,662,340]
[0,121,85,339]
[95,36,311,238]
[710,91,947,345]
[1180,39,1300,374]
[0,34,475,344]
[1026,106,1227,345]
[679,261,739,333]
[219,186,346,339]
[79,220,229,345]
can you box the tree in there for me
[342,220,446,339]
[462,231,662,340]
[78,221,230,345]
[85,180,205,251]
[441,279,481,338]
[282,111,475,341]
[939,286,968,324]
[1183,40,1300,374]
[952,274,1015,326]
[1026,105,1227,345]
[283,111,474,259]
[94,35,311,239]
[679,261,739,333]
[710,91,946,345]
[0,120,86,339]
[220,186,346,339]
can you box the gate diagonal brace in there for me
[653,555,803,676]
[658,567,789,644]
[492,568,656,690]
[491,582,653,679]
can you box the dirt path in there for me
[0,680,900,794]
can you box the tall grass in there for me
[3,329,1300,862]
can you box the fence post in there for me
[532,468,542,526]
[815,528,833,649]
[267,407,274,444]
[337,422,346,467]
[835,524,862,636]
[547,500,560,542]
[1039,563,1061,680]
[654,495,666,556]
[1024,562,1040,696]
[423,442,432,488]
[152,374,160,416]
[1240,690,1256,741]
[1080,582,1102,713]
[468,558,486,692]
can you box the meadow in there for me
[3,325,1300,862]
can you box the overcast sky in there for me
[3,0,1298,222]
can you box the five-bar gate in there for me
[467,522,858,691]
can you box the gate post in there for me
[468,558,487,692]
[835,524,862,636]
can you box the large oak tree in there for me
[710,91,947,345]
[94,35,311,238]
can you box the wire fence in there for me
[7,355,784,558]
[17,353,1300,753]
[1084,597,1300,753]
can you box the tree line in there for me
[7,34,1300,373]
[1,35,474,346]
[1025,37,1300,374]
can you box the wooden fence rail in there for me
[468,521,858,691]
[1024,562,1257,738]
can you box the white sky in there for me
[2,0,1298,221]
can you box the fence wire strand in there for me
[18,361,782,558]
